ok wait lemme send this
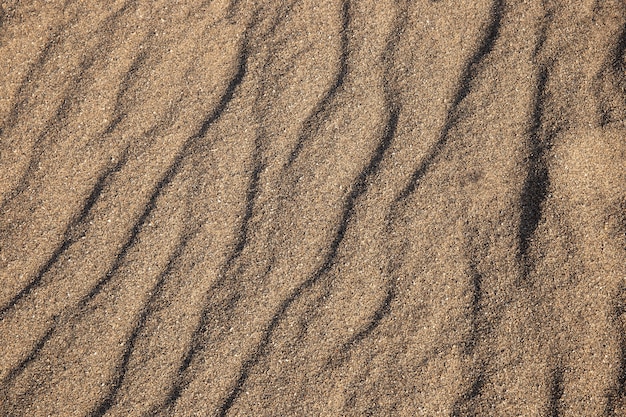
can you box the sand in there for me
[0,0,625,415]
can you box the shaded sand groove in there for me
[1,0,625,416]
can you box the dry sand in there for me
[1,0,625,415]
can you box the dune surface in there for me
[1,0,625,416]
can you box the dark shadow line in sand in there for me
[329,285,395,369]
[151,4,345,410]
[611,23,626,89]
[258,1,312,91]
[166,142,264,398]
[395,0,503,203]
[213,105,400,417]
[102,48,150,136]
[1,55,84,213]
[224,155,264,274]
[56,38,248,416]
[0,316,58,387]
[465,262,484,355]
[168,45,274,390]
[78,41,249,307]
[0,87,74,212]
[449,226,494,415]
[324,1,410,361]
[1,41,248,397]
[596,21,626,127]
[89,229,196,417]
[326,1,411,365]
[451,372,485,417]
[517,65,549,281]
[264,0,300,40]
[226,0,243,20]
[532,8,553,59]
[606,291,626,416]
[285,0,350,167]
[107,14,219,143]
[548,364,565,417]
[124,41,252,415]
[80,162,179,304]
[0,29,61,135]
[163,7,305,394]
[449,261,486,415]
[0,148,130,320]
[1,2,137,209]
[88,1,170,137]
[194,46,248,140]
[160,110,269,417]
[155,11,333,407]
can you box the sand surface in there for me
[1,0,625,416]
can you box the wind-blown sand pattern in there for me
[1,0,625,416]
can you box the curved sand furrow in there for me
[1,1,625,416]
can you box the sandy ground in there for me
[1,0,625,416]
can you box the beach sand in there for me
[1,0,625,415]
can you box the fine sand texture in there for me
[1,0,625,416]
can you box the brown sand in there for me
[1,0,625,415]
